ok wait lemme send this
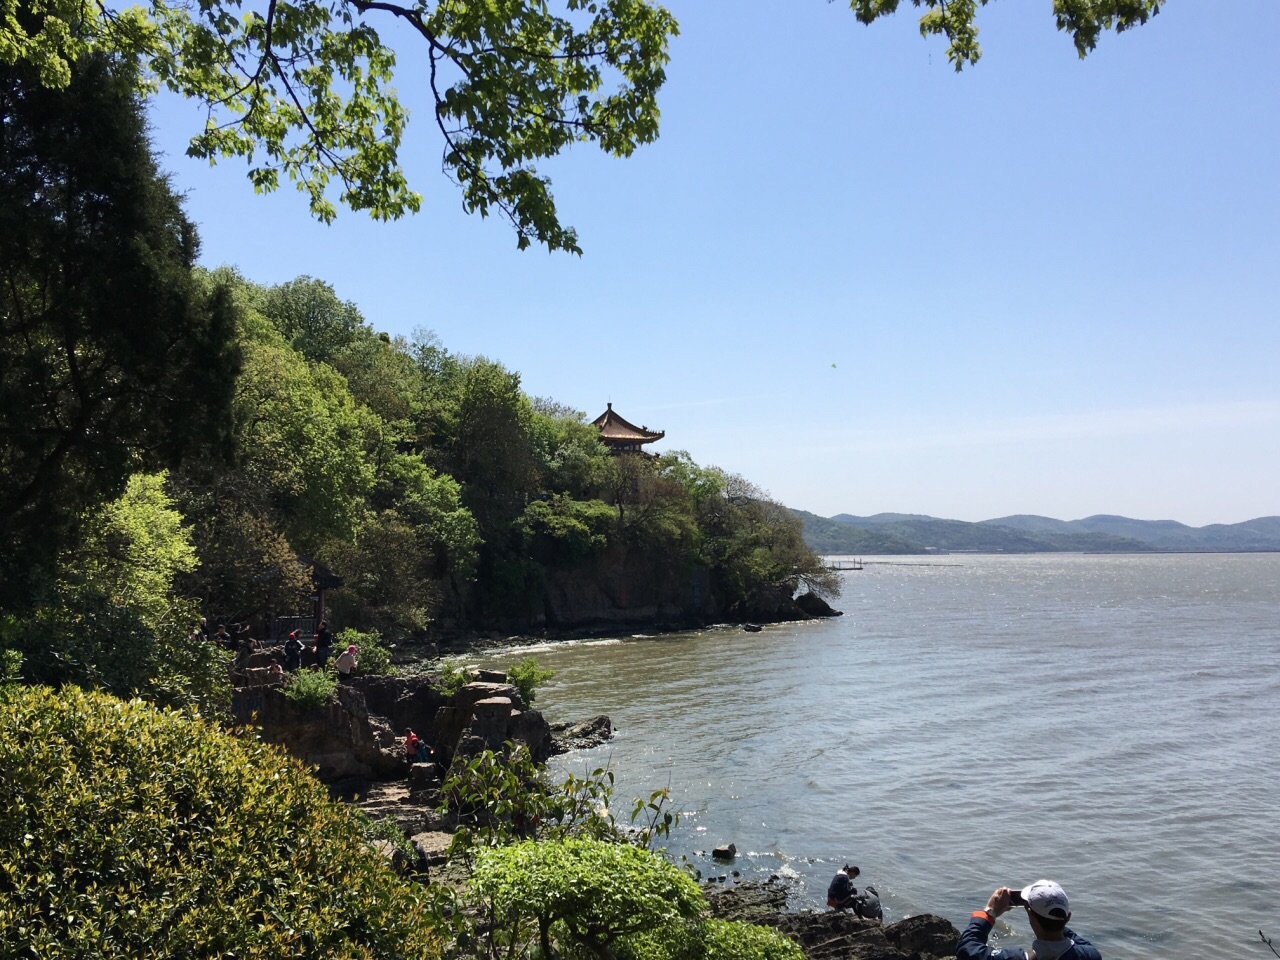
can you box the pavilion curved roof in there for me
[591,403,664,444]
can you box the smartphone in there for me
[1008,890,1026,906]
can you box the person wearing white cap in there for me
[956,879,1101,960]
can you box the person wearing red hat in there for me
[283,630,304,672]
[404,728,421,761]
[957,879,1101,960]
[335,643,357,681]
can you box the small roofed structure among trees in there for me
[592,403,665,454]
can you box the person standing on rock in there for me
[958,879,1100,960]
[335,643,357,681]
[313,620,333,668]
[283,631,304,672]
[404,729,422,761]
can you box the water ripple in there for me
[477,553,1280,960]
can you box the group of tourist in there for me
[282,621,337,671]
[188,619,252,653]
[279,622,358,678]
[192,616,362,681]
[827,865,1100,959]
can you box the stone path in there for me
[354,774,453,872]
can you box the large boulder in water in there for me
[550,715,614,753]
[795,591,843,618]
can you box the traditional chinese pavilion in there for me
[592,402,664,453]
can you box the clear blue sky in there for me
[149,2,1280,527]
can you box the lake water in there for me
[473,553,1280,958]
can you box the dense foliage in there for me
[0,51,238,612]
[1,473,230,714]
[0,686,441,959]
[2,256,837,699]
[472,839,706,957]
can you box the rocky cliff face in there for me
[540,546,719,629]
[231,682,404,782]
[516,545,841,632]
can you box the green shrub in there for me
[471,838,704,958]
[435,659,472,697]
[617,918,805,960]
[507,655,554,704]
[441,748,678,859]
[281,667,337,709]
[337,626,395,676]
[0,685,441,959]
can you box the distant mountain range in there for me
[793,510,1280,555]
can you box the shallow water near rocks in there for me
[472,553,1280,959]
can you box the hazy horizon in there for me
[797,507,1278,528]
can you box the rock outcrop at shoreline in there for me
[234,673,571,784]
[449,542,843,636]
[706,880,959,960]
[548,715,613,753]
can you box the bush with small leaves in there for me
[506,656,554,705]
[471,838,704,959]
[0,685,441,959]
[337,627,395,676]
[0,648,20,683]
[435,659,472,697]
[616,917,805,960]
[281,666,338,709]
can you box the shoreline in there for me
[392,610,844,662]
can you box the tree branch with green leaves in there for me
[2,0,678,251]
[847,0,1165,70]
[3,0,1169,251]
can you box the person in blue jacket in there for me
[957,879,1101,960]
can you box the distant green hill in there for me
[791,510,921,555]
[986,514,1280,552]
[794,510,1172,554]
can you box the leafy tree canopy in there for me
[1,474,228,713]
